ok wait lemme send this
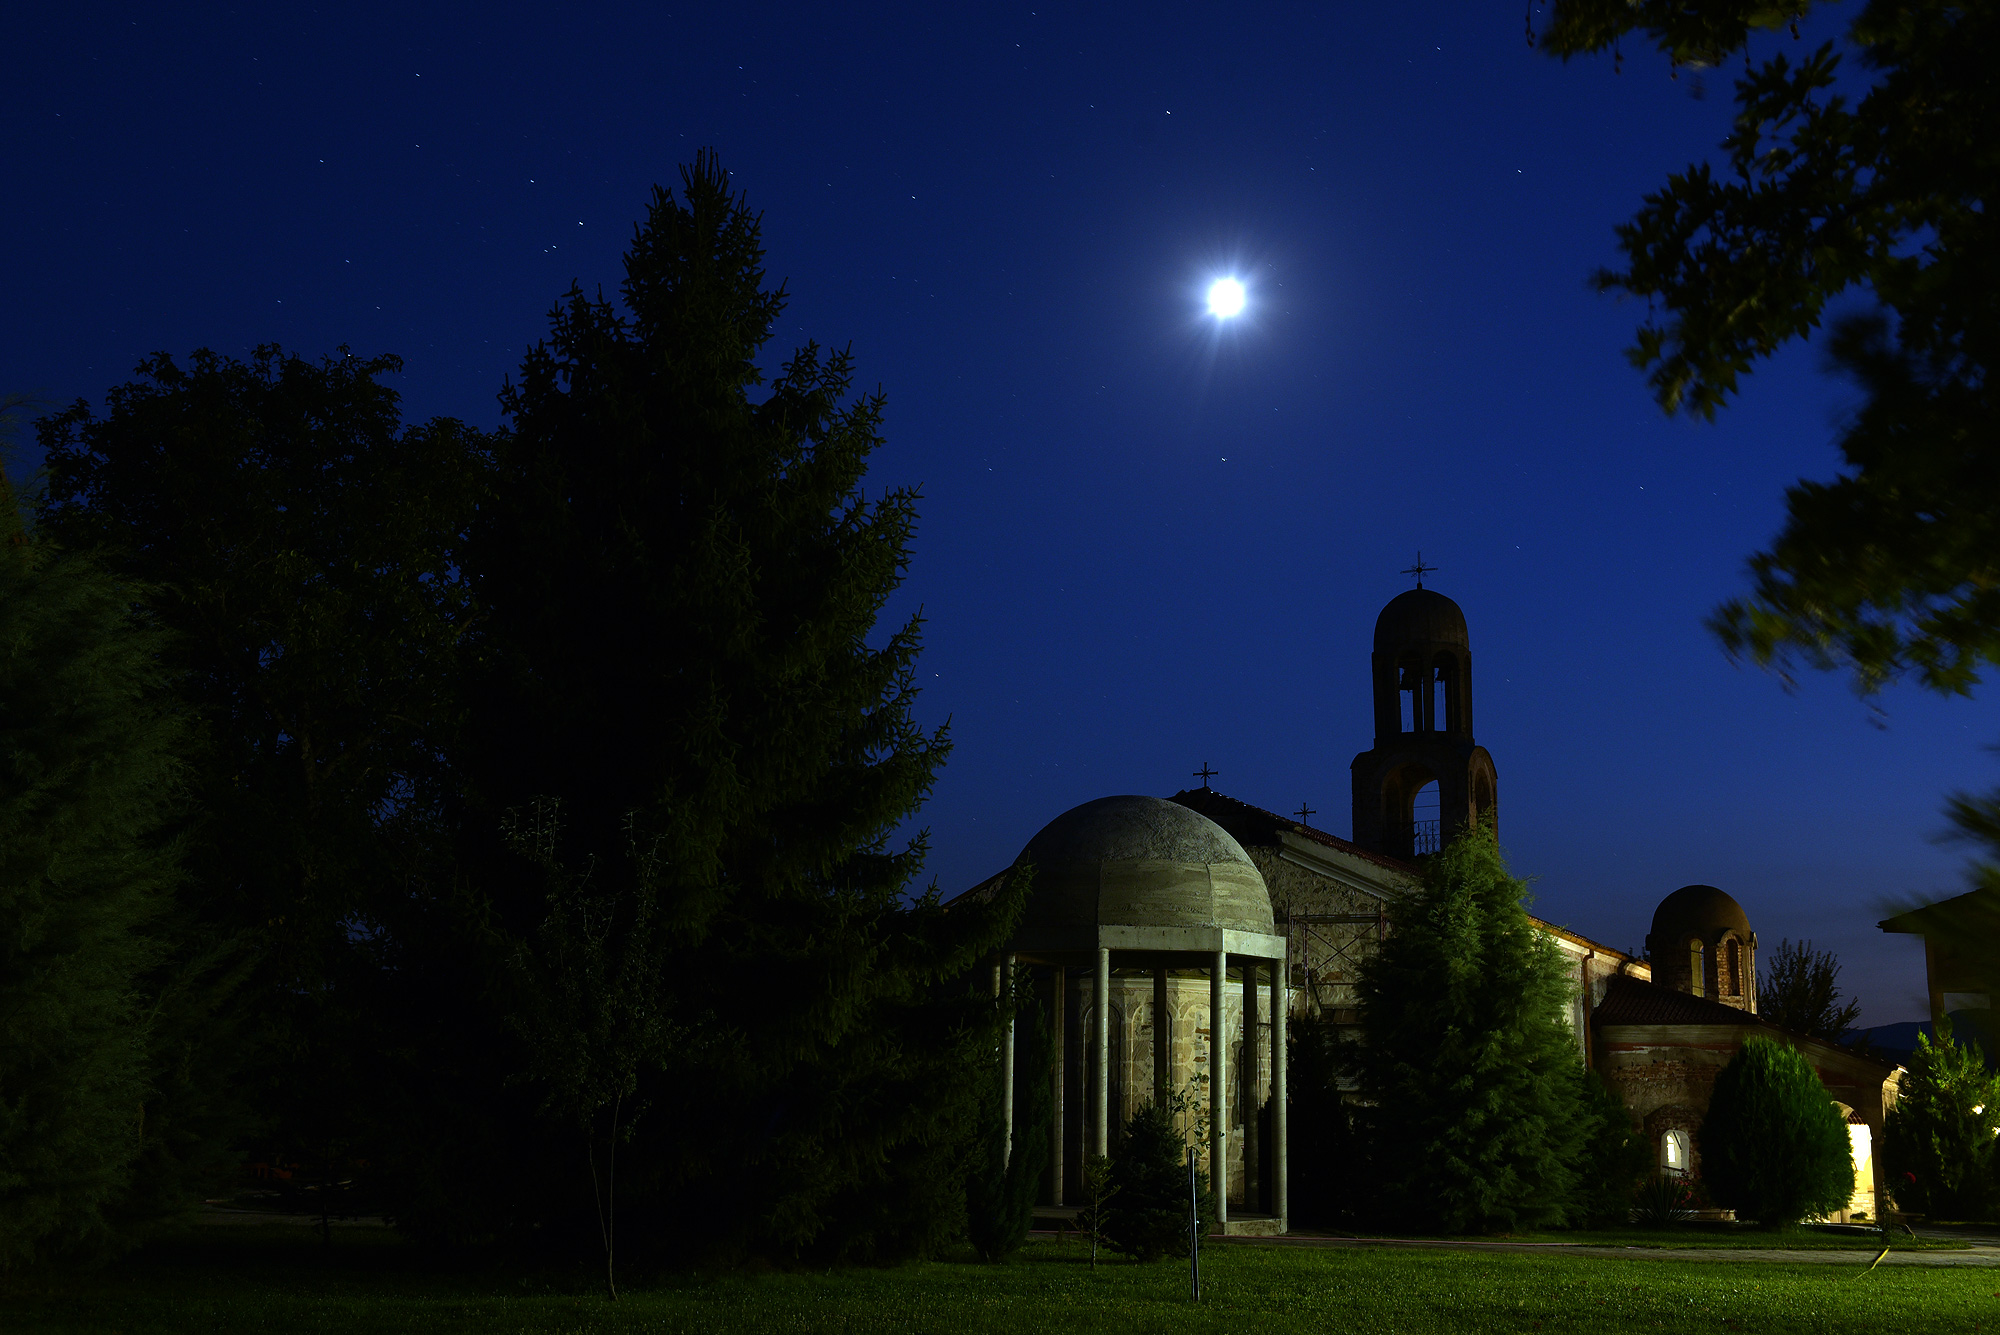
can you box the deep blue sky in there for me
[9,2,1986,1023]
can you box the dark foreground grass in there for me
[3,1225,1995,1334]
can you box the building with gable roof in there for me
[960,583,1902,1229]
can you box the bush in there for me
[1698,1037,1854,1227]
[1630,1174,1699,1228]
[1571,1069,1652,1227]
[1881,1014,2000,1220]
[1104,1100,1211,1261]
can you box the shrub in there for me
[1698,1037,1854,1227]
[1104,1100,1211,1261]
[1570,1069,1652,1227]
[1630,1174,1698,1228]
[1881,1015,2000,1220]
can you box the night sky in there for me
[10,3,1990,1024]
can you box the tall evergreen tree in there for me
[1351,822,1590,1233]
[1699,1036,1854,1227]
[465,152,1020,1259]
[0,457,183,1264]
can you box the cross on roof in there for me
[1294,802,1316,827]
[1402,552,1437,589]
[1194,763,1218,790]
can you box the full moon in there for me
[1206,277,1246,318]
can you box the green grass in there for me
[1317,1225,1968,1250]
[2,1225,1994,1334]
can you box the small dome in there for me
[1374,588,1469,653]
[1012,795,1272,937]
[1650,884,1752,944]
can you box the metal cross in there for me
[1401,552,1437,588]
[1294,802,1316,827]
[1194,763,1218,790]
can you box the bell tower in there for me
[1349,582,1497,860]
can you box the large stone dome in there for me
[1011,795,1274,941]
[1649,884,1752,946]
[1374,587,1469,652]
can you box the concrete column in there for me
[1272,952,1288,1230]
[1152,966,1170,1101]
[1049,966,1065,1206]
[1001,953,1016,1170]
[1211,950,1228,1225]
[1242,960,1260,1213]
[1093,945,1111,1158]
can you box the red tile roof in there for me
[1594,972,1768,1027]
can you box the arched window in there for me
[1398,658,1421,732]
[1725,939,1741,997]
[1411,780,1441,854]
[1661,1128,1690,1176]
[1432,653,1457,733]
[1689,941,1706,998]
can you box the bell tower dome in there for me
[1349,585,1498,859]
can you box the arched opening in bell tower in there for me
[1398,655,1422,732]
[1380,764,1441,858]
[1412,780,1441,854]
[1431,652,1458,735]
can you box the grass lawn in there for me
[3,1225,1995,1334]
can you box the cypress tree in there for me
[1699,1036,1855,1227]
[1352,821,1589,1233]
[1881,1016,2000,1220]
[0,457,183,1264]
[465,152,1019,1259]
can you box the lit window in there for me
[1689,942,1706,998]
[1662,1129,1690,1175]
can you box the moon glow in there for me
[1206,277,1246,318]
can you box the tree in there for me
[966,980,1053,1262]
[1881,1015,2000,1220]
[0,451,184,1264]
[464,151,1021,1259]
[36,347,493,1223]
[501,798,672,1300]
[1074,1153,1118,1268]
[1540,1,2000,866]
[1698,1036,1855,1227]
[1104,1099,1212,1262]
[1759,939,1864,1042]
[1351,821,1590,1233]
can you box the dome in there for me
[1012,795,1273,938]
[1649,884,1752,945]
[1373,588,1469,653]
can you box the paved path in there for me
[1227,1233,2000,1268]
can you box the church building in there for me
[962,584,1901,1231]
